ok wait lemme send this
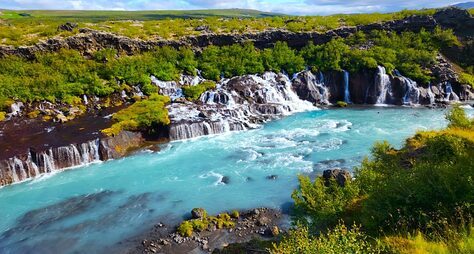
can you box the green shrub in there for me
[271,223,381,254]
[101,94,170,136]
[446,105,473,129]
[231,210,240,219]
[336,101,348,107]
[291,175,359,229]
[182,81,216,101]
[177,221,194,237]
[459,72,474,88]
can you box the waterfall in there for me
[168,71,315,141]
[152,75,184,100]
[83,95,89,105]
[400,77,420,105]
[375,66,393,105]
[427,83,435,105]
[343,70,351,103]
[10,102,24,116]
[444,82,459,102]
[0,139,102,185]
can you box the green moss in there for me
[101,94,170,136]
[336,101,348,107]
[177,210,236,237]
[231,210,240,219]
[177,221,194,237]
[27,110,41,119]
[459,72,474,88]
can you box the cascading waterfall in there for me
[444,82,459,102]
[428,83,436,105]
[375,66,393,105]
[168,72,315,140]
[343,70,351,103]
[0,139,101,185]
[400,76,421,105]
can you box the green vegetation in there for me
[335,101,348,107]
[0,9,436,46]
[0,111,5,121]
[272,106,474,254]
[459,72,474,88]
[272,223,381,254]
[101,94,170,136]
[0,26,466,105]
[182,81,216,101]
[177,209,236,237]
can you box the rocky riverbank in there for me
[1,67,473,186]
[132,208,287,254]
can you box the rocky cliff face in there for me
[0,13,439,59]
[0,131,143,186]
[1,8,473,60]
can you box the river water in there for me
[0,107,461,253]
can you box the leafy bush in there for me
[177,221,194,237]
[263,42,305,75]
[276,107,474,254]
[446,105,473,129]
[101,94,170,136]
[271,223,381,254]
[291,175,359,229]
[182,81,216,101]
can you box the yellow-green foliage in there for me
[271,223,381,254]
[177,210,236,237]
[101,94,170,136]
[384,228,474,254]
[459,72,474,88]
[0,111,6,121]
[231,210,240,219]
[446,104,474,130]
[182,81,216,101]
[0,9,436,47]
[336,101,348,107]
[177,221,194,237]
[27,110,40,119]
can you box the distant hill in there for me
[453,2,474,9]
[0,9,284,21]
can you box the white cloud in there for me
[0,0,465,14]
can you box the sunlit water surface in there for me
[1,107,470,253]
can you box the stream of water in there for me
[0,107,463,253]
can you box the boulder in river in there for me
[191,208,207,219]
[322,168,352,187]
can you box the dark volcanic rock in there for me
[191,208,207,219]
[266,175,278,180]
[0,13,438,59]
[322,168,352,187]
[434,7,474,36]
[221,176,230,184]
[58,22,78,32]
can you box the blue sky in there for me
[0,0,467,15]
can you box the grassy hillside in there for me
[0,9,435,46]
[0,9,282,21]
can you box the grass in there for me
[0,8,437,46]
